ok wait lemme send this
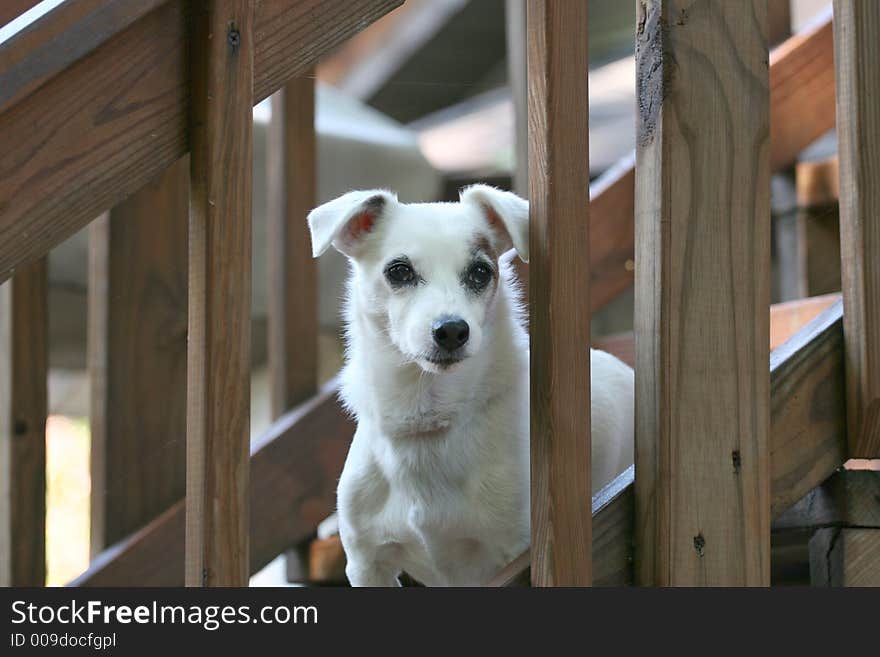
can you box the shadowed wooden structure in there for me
[1,0,878,588]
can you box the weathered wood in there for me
[497,300,849,587]
[72,381,354,587]
[88,158,188,555]
[634,0,770,586]
[0,0,404,284]
[528,0,591,587]
[833,0,880,458]
[267,77,317,417]
[811,529,880,586]
[586,9,834,317]
[770,300,847,515]
[186,0,253,588]
[0,260,47,586]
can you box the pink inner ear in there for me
[481,202,508,243]
[345,210,376,243]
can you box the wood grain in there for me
[185,0,253,588]
[810,529,880,586]
[0,0,404,284]
[73,380,355,586]
[88,158,188,555]
[587,8,834,316]
[266,77,318,417]
[528,0,591,587]
[0,259,47,586]
[0,0,167,115]
[833,0,880,458]
[770,293,839,350]
[634,0,770,586]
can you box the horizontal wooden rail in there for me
[0,0,403,283]
[588,6,835,314]
[492,299,848,586]
[72,379,354,586]
[73,298,848,586]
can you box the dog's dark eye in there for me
[386,262,416,285]
[467,263,492,289]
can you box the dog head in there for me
[308,186,528,373]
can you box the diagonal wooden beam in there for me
[72,379,354,587]
[0,0,404,284]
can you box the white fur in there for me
[308,186,634,586]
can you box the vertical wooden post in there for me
[186,0,253,587]
[266,76,318,582]
[88,159,188,556]
[0,260,47,586]
[634,1,770,586]
[528,0,591,587]
[267,76,318,418]
[833,0,880,458]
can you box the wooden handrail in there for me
[0,0,404,284]
[492,299,848,586]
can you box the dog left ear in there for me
[307,189,397,258]
[460,185,529,263]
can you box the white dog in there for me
[308,186,633,586]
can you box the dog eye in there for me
[467,263,492,289]
[386,262,416,285]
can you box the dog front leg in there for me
[345,557,399,587]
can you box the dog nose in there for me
[432,318,469,351]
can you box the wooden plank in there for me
[634,0,770,586]
[811,529,880,586]
[0,0,167,114]
[88,158,188,555]
[770,5,836,171]
[586,9,834,316]
[497,301,849,587]
[266,77,317,417]
[0,260,48,586]
[528,0,591,587]
[73,381,354,586]
[770,300,847,514]
[0,0,404,284]
[770,293,839,350]
[594,292,841,367]
[795,157,841,298]
[73,299,850,587]
[185,0,253,588]
[833,0,880,458]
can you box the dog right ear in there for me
[307,190,397,258]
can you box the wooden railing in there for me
[1,0,878,588]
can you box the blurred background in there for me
[1,0,847,586]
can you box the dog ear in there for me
[459,185,529,263]
[307,190,397,258]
